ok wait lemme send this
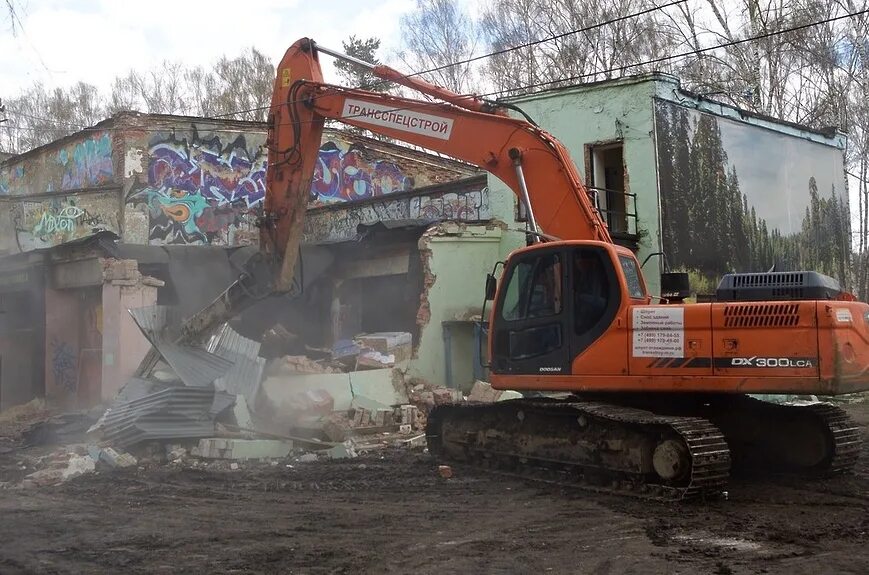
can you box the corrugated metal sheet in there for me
[205,323,265,402]
[129,305,233,388]
[157,342,233,388]
[93,386,216,448]
[210,391,237,418]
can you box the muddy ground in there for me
[0,401,866,575]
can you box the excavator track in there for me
[704,396,863,476]
[427,399,731,502]
[809,403,864,474]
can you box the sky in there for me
[0,0,455,95]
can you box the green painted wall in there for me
[487,77,663,294]
[407,223,504,390]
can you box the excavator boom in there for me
[263,38,610,293]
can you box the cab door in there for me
[490,248,570,375]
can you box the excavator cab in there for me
[488,241,644,375]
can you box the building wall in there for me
[0,130,121,253]
[304,176,490,243]
[1,114,479,254]
[408,223,505,389]
[494,78,663,293]
[122,122,268,247]
[118,118,478,248]
[653,90,849,293]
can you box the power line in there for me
[208,0,689,118]
[479,7,869,98]
[218,5,869,127]
[3,6,867,138]
[359,0,688,91]
[4,0,54,77]
[259,5,869,134]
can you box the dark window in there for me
[509,324,562,360]
[501,253,562,321]
[574,250,610,336]
[618,255,645,299]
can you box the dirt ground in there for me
[0,402,866,575]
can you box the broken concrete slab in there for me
[196,438,293,461]
[166,445,188,461]
[88,446,137,469]
[356,350,396,369]
[396,434,427,449]
[260,368,409,428]
[322,414,352,442]
[231,395,254,429]
[325,441,357,460]
[61,454,96,480]
[468,380,503,403]
[267,355,340,375]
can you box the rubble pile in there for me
[264,329,415,374]
[0,305,526,490]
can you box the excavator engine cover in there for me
[716,270,843,302]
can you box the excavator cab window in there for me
[493,249,569,373]
[491,245,621,375]
[501,253,562,321]
[573,250,610,335]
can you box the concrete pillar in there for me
[100,282,157,402]
[44,287,81,408]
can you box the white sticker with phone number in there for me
[632,307,684,358]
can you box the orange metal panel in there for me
[710,301,819,378]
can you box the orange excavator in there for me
[187,38,868,500]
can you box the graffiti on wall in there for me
[0,164,24,195]
[0,132,112,198]
[50,337,78,392]
[312,140,413,204]
[13,196,112,251]
[410,189,490,221]
[58,132,114,189]
[304,185,490,243]
[126,130,266,245]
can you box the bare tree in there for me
[0,81,104,152]
[480,0,680,95]
[207,47,274,121]
[398,0,479,93]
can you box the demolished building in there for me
[0,112,504,412]
[0,71,852,415]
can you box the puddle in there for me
[672,534,763,552]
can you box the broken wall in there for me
[408,223,505,390]
[304,176,490,244]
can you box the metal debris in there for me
[205,323,266,403]
[129,306,232,388]
[90,386,217,448]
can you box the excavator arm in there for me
[262,38,611,291]
[139,36,615,371]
